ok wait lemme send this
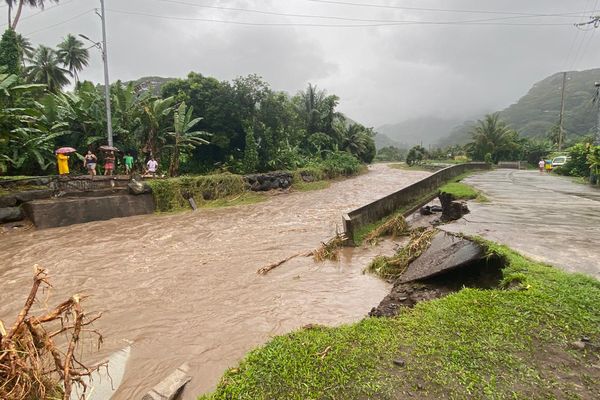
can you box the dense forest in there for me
[0,27,375,177]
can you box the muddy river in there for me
[0,164,430,399]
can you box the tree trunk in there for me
[11,0,24,30]
[169,147,179,177]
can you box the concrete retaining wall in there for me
[342,163,490,242]
[23,194,155,229]
[497,161,527,169]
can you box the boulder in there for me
[439,192,469,222]
[0,195,17,208]
[0,207,23,223]
[14,189,54,203]
[128,179,152,195]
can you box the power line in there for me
[153,0,595,24]
[107,8,577,28]
[297,0,599,18]
[25,9,95,36]
[0,0,76,28]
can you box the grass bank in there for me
[200,242,600,400]
[439,181,488,202]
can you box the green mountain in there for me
[373,132,403,150]
[439,68,600,146]
[376,117,464,148]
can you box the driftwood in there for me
[0,265,104,400]
[257,251,313,275]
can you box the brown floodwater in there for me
[0,164,430,399]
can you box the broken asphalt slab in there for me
[400,231,485,283]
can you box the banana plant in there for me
[165,102,210,176]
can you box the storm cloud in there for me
[8,0,600,127]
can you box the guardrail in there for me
[342,162,490,243]
[497,161,528,169]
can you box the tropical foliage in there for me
[0,28,375,177]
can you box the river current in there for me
[0,164,429,399]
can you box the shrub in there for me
[147,174,246,212]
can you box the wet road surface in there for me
[0,164,430,399]
[443,169,600,279]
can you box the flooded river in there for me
[0,164,429,399]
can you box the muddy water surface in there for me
[0,164,429,399]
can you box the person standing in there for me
[146,157,158,177]
[84,150,98,176]
[104,151,115,176]
[123,153,134,175]
[538,159,545,173]
[57,153,69,175]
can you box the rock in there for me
[0,194,17,208]
[438,192,469,222]
[571,340,586,350]
[14,189,54,203]
[582,336,591,343]
[244,172,293,191]
[401,231,485,283]
[127,179,152,195]
[393,358,406,367]
[0,207,23,223]
[419,206,433,215]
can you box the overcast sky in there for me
[5,0,600,127]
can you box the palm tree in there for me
[5,0,59,29]
[26,45,71,93]
[14,33,33,67]
[166,102,209,176]
[466,113,519,162]
[56,34,89,82]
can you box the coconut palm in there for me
[5,0,59,29]
[14,33,34,66]
[57,34,89,83]
[166,102,210,176]
[466,113,520,162]
[25,45,71,93]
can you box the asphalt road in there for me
[442,169,600,279]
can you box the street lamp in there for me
[79,0,113,147]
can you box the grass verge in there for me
[439,181,488,202]
[200,241,600,400]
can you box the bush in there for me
[147,174,246,212]
[406,145,428,166]
[557,142,591,177]
[318,151,363,178]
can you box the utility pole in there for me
[595,82,600,145]
[99,0,113,147]
[558,72,567,151]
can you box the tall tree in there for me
[26,45,71,93]
[57,34,89,82]
[14,32,33,68]
[0,28,21,75]
[5,0,59,30]
[466,113,521,162]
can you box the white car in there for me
[551,156,568,168]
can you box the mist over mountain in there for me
[375,117,465,149]
[438,68,600,146]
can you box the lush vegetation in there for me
[0,27,375,177]
[201,242,600,400]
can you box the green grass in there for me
[439,181,488,202]
[200,242,600,400]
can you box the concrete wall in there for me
[342,163,490,241]
[23,194,155,229]
[497,161,527,170]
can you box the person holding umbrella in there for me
[55,147,76,175]
[104,151,116,176]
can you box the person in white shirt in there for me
[146,157,159,177]
[538,159,545,173]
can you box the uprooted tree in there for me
[0,266,104,400]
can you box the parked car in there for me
[551,155,569,168]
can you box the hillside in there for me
[373,132,402,149]
[376,117,463,148]
[128,76,176,95]
[439,68,600,146]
